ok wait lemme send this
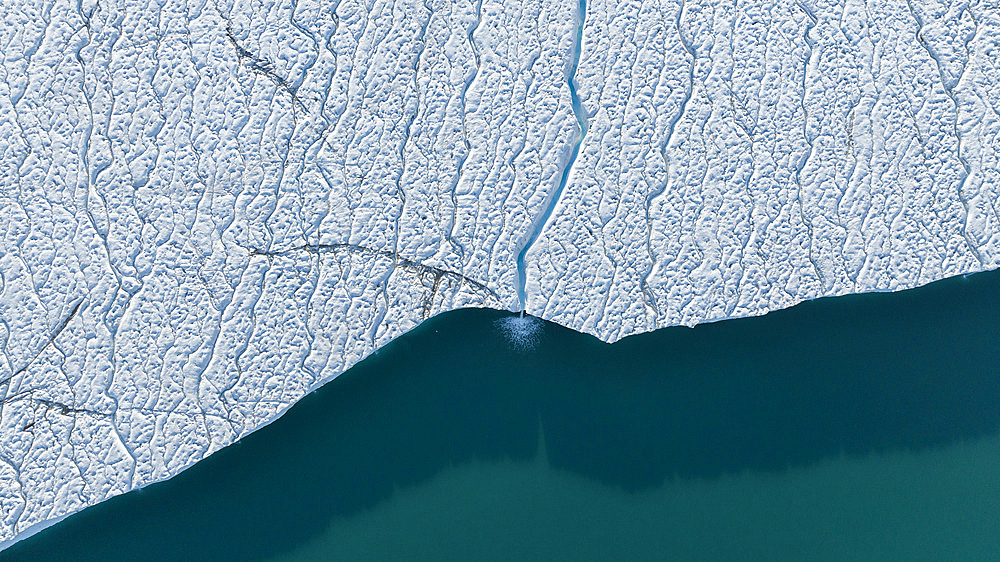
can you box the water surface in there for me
[8,270,1000,560]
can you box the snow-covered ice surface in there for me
[1,0,998,546]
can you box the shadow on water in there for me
[9,269,1000,560]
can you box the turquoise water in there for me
[7,270,1000,560]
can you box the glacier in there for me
[1,0,999,547]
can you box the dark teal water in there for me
[7,270,1000,560]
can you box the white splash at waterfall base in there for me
[495,315,545,352]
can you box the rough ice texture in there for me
[1,0,998,546]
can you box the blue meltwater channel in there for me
[515,0,589,312]
[7,268,1000,560]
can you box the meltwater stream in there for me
[514,0,589,311]
[8,268,1000,560]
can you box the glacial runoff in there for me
[1,0,998,546]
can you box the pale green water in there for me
[278,434,1000,560]
[7,269,1000,560]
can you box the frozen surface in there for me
[1,0,998,546]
